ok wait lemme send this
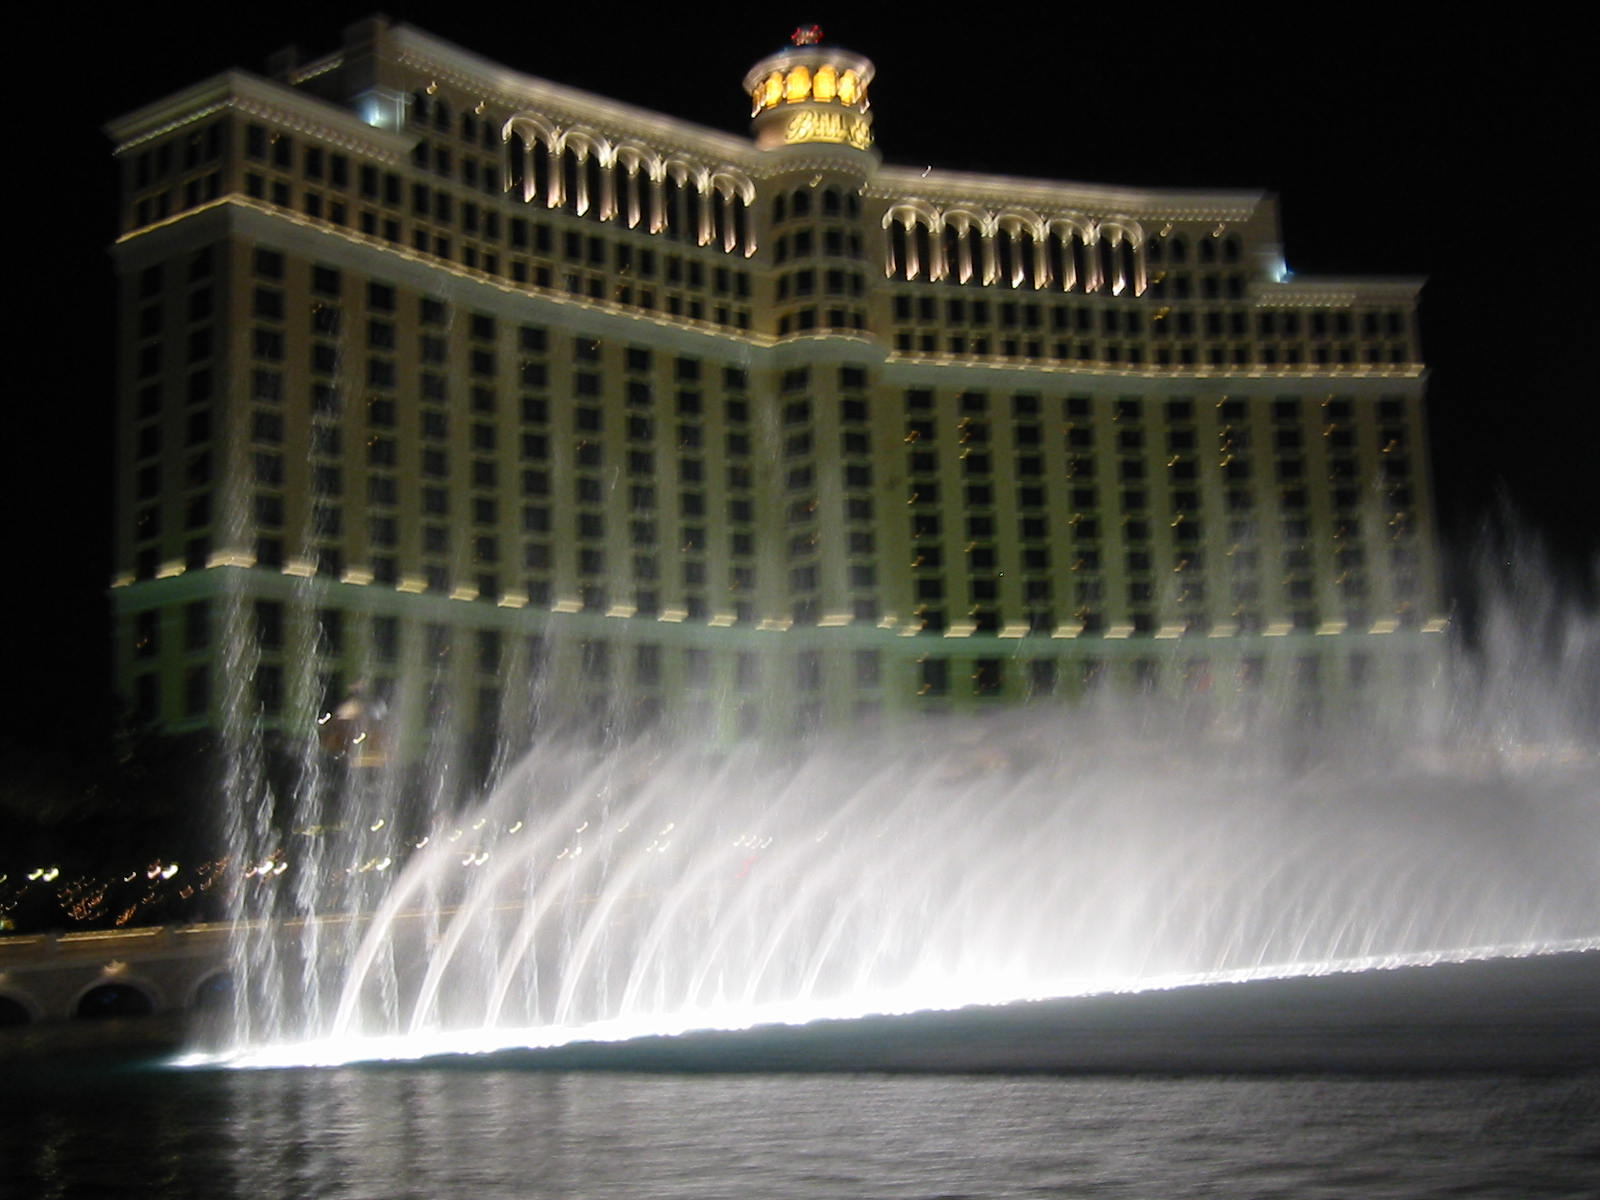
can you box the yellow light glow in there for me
[838,70,859,105]
[813,64,837,102]
[784,66,812,103]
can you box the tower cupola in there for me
[744,26,875,152]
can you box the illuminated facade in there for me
[107,18,1443,753]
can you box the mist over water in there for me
[210,562,1600,1067]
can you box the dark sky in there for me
[11,6,1593,733]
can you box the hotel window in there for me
[251,330,283,362]
[973,659,1002,697]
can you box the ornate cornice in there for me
[106,70,415,161]
[389,25,761,170]
[870,166,1264,225]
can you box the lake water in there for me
[6,956,1597,1198]
[5,1044,1598,1198]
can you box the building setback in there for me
[106,18,1445,758]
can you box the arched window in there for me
[1222,234,1241,264]
[561,147,583,214]
[1046,228,1074,292]
[814,64,838,102]
[762,71,783,111]
[1094,231,1138,296]
[664,174,688,242]
[1096,236,1118,294]
[505,123,559,206]
[791,189,811,218]
[996,228,1018,288]
[507,130,528,198]
[432,98,451,134]
[533,139,556,206]
[618,163,646,228]
[734,195,753,255]
[584,155,606,220]
[1072,231,1094,291]
[712,189,732,250]
[642,171,662,232]
[910,221,932,281]
[952,222,982,285]
[1017,229,1039,289]
[687,182,709,245]
[773,192,786,223]
[822,188,842,216]
[1169,235,1188,265]
[943,225,963,285]
[887,222,909,279]
[616,163,637,227]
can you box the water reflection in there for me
[4,1064,1598,1199]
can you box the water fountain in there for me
[203,561,1599,1069]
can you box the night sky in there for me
[12,5,1593,738]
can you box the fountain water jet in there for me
[197,546,1599,1069]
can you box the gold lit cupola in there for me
[745,26,875,152]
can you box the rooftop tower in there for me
[744,26,875,153]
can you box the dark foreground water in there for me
[5,956,1598,1199]
[3,1059,1598,1199]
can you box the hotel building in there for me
[106,18,1444,757]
